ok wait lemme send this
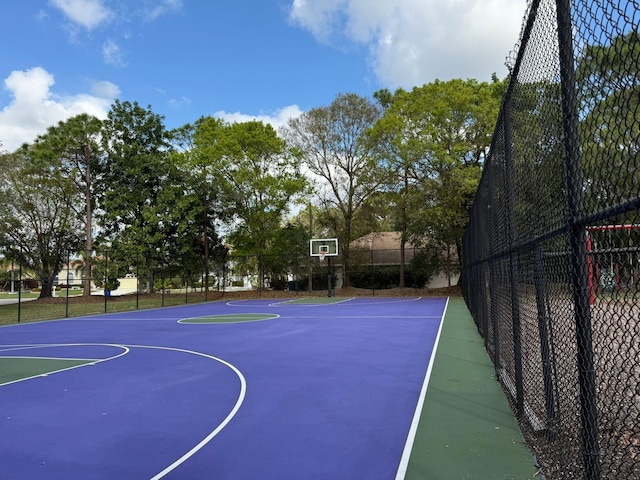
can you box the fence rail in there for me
[462,1,640,478]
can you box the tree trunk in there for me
[39,276,54,299]
[447,245,452,288]
[146,255,154,293]
[342,245,351,288]
[308,204,313,292]
[399,240,406,288]
[83,159,93,297]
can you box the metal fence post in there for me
[487,167,501,369]
[104,248,108,314]
[534,243,558,440]
[503,108,525,417]
[556,0,601,477]
[65,250,70,318]
[17,260,22,323]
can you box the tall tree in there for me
[366,88,435,287]
[577,30,640,216]
[208,120,308,290]
[283,93,382,287]
[169,120,229,293]
[99,100,173,292]
[0,148,81,298]
[185,117,229,292]
[381,79,503,277]
[30,113,103,296]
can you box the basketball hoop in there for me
[319,251,326,263]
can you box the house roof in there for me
[350,232,413,250]
[349,232,457,265]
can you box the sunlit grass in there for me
[0,290,84,300]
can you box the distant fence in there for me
[1,247,457,323]
[462,1,640,479]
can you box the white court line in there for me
[203,296,426,308]
[225,297,358,307]
[272,297,357,307]
[340,297,424,305]
[177,313,280,324]
[278,315,444,319]
[395,297,450,480]
[0,342,247,478]
[135,344,247,480]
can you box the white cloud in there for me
[289,0,528,87]
[0,67,119,151]
[214,105,303,129]
[142,0,184,22]
[288,0,348,43]
[167,96,192,109]
[49,0,113,30]
[102,39,126,67]
[91,80,120,98]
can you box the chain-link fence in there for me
[1,246,456,324]
[462,1,640,478]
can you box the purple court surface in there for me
[0,297,447,480]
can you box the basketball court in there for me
[0,296,447,479]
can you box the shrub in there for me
[269,277,288,290]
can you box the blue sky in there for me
[0,0,527,151]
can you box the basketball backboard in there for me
[309,238,339,257]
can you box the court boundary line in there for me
[1,342,247,478]
[268,297,357,307]
[177,313,281,324]
[395,296,450,479]
[225,297,357,307]
[225,296,425,307]
[336,297,424,305]
[140,344,247,479]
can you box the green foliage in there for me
[369,78,504,265]
[0,148,82,298]
[0,77,508,294]
[283,93,383,287]
[99,100,181,292]
[193,118,308,288]
[295,271,334,291]
[577,31,640,215]
[262,222,310,279]
[409,248,442,287]
[348,250,440,290]
[91,255,121,292]
[100,100,172,239]
[220,121,308,254]
[28,113,103,296]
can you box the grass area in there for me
[0,291,223,326]
[0,286,461,326]
[0,290,84,300]
[0,291,40,300]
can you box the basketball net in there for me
[319,252,326,263]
